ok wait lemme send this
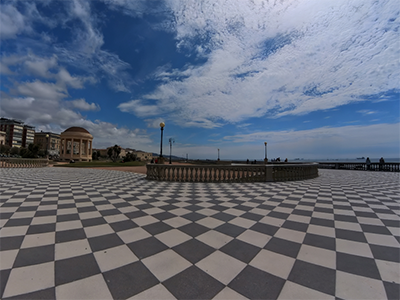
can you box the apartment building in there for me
[34,131,61,156]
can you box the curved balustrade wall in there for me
[146,163,318,182]
[0,158,49,168]
[318,162,399,172]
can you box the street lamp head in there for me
[264,142,267,145]
[160,122,165,128]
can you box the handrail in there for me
[146,163,319,182]
[318,162,399,172]
[0,158,49,168]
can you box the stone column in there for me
[71,138,74,159]
[79,139,83,161]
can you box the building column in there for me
[89,140,92,156]
[70,138,74,159]
[79,139,83,161]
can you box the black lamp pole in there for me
[159,122,165,159]
[264,142,267,162]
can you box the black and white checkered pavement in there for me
[0,168,399,299]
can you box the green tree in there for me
[10,147,19,156]
[107,145,121,162]
[0,144,10,154]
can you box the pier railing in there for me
[0,158,49,168]
[146,163,318,182]
[317,162,399,172]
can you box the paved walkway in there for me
[0,168,399,299]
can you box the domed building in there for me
[60,127,93,161]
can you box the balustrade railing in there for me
[318,162,399,172]
[146,163,319,182]
[0,158,49,168]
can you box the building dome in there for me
[63,127,90,134]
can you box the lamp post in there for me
[264,142,268,163]
[217,148,220,161]
[159,122,165,163]
[169,138,175,164]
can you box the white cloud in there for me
[357,110,377,115]
[117,0,399,127]
[0,3,29,39]
[145,118,166,129]
[66,99,100,111]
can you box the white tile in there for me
[365,232,399,247]
[196,230,233,249]
[155,229,192,247]
[56,220,83,232]
[117,227,151,244]
[334,221,362,232]
[274,227,306,244]
[196,217,224,229]
[142,207,164,215]
[311,212,334,220]
[196,251,246,285]
[103,214,128,223]
[163,217,191,228]
[94,245,138,272]
[10,211,35,218]
[129,283,176,300]
[133,215,159,226]
[228,217,256,229]
[30,215,57,225]
[287,214,311,224]
[250,249,295,279]
[357,217,384,225]
[213,287,249,300]
[21,232,55,249]
[78,211,102,220]
[84,224,114,238]
[259,216,285,227]
[223,208,245,216]
[306,224,335,238]
[3,262,54,298]
[237,230,272,248]
[142,249,191,282]
[57,208,78,215]
[297,244,336,269]
[0,249,18,270]
[0,225,29,237]
[336,270,387,300]
[376,259,400,284]
[336,239,373,258]
[55,239,92,260]
[56,274,113,299]
[278,281,334,300]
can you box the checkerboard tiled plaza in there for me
[0,167,399,300]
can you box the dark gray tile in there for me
[3,287,55,300]
[13,244,54,268]
[229,265,285,299]
[56,214,80,222]
[77,206,97,213]
[250,223,279,236]
[142,222,173,235]
[241,212,264,221]
[152,211,175,221]
[220,239,261,263]
[384,281,400,300]
[55,254,101,285]
[303,233,336,251]
[125,211,147,219]
[104,261,159,299]
[292,209,313,216]
[212,212,236,222]
[370,245,400,263]
[337,252,381,280]
[56,228,86,243]
[16,206,37,212]
[264,237,302,258]
[268,211,290,220]
[4,218,32,227]
[178,223,209,237]
[109,220,138,232]
[282,220,309,232]
[215,223,246,237]
[88,233,124,252]
[26,223,56,234]
[99,209,120,216]
[81,217,107,227]
[173,239,215,263]
[0,269,10,299]
[182,212,207,222]
[334,215,358,223]
[127,237,168,259]
[163,266,224,299]
[288,260,335,296]
[310,217,335,228]
[360,224,392,235]
[335,229,367,243]
[34,210,57,217]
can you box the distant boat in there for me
[356,157,365,160]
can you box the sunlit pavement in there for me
[0,168,399,299]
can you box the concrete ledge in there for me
[146,163,319,182]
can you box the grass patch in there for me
[54,161,146,168]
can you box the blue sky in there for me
[1,0,399,160]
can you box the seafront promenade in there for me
[0,168,399,299]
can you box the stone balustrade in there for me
[0,158,49,168]
[146,163,319,182]
[318,162,400,172]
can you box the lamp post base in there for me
[157,157,165,164]
[264,158,268,164]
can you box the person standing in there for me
[366,157,371,171]
[379,157,385,171]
